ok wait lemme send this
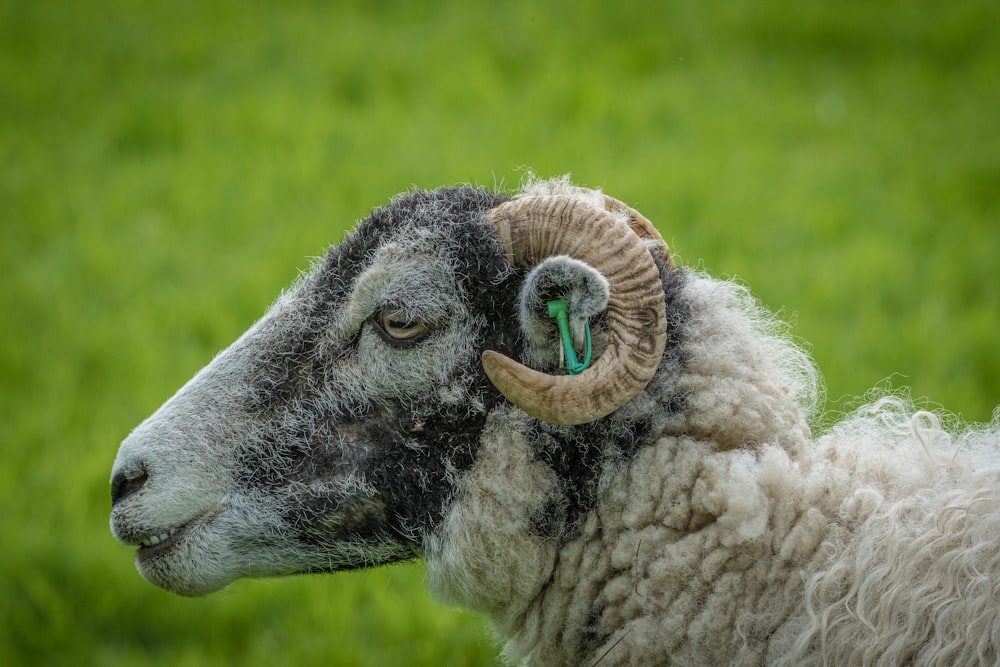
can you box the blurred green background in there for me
[2,0,998,665]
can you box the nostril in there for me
[111,468,149,506]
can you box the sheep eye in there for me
[373,310,429,346]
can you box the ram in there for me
[110,178,1000,665]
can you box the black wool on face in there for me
[233,187,531,563]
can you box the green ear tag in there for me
[547,299,592,375]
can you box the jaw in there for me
[112,486,418,596]
[132,518,236,596]
[113,501,264,596]
[131,527,417,596]
[111,483,298,595]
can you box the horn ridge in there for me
[601,194,675,271]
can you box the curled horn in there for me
[482,195,669,425]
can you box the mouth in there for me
[113,505,241,596]
[137,523,189,560]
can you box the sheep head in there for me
[109,184,674,597]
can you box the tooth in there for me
[139,527,181,548]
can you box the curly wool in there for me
[774,403,1000,666]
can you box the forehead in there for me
[312,187,512,309]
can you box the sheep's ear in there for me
[518,256,610,371]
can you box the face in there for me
[109,188,515,595]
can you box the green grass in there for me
[2,0,998,664]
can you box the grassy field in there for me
[2,0,998,664]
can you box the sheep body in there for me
[428,263,1000,665]
[109,178,1000,666]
